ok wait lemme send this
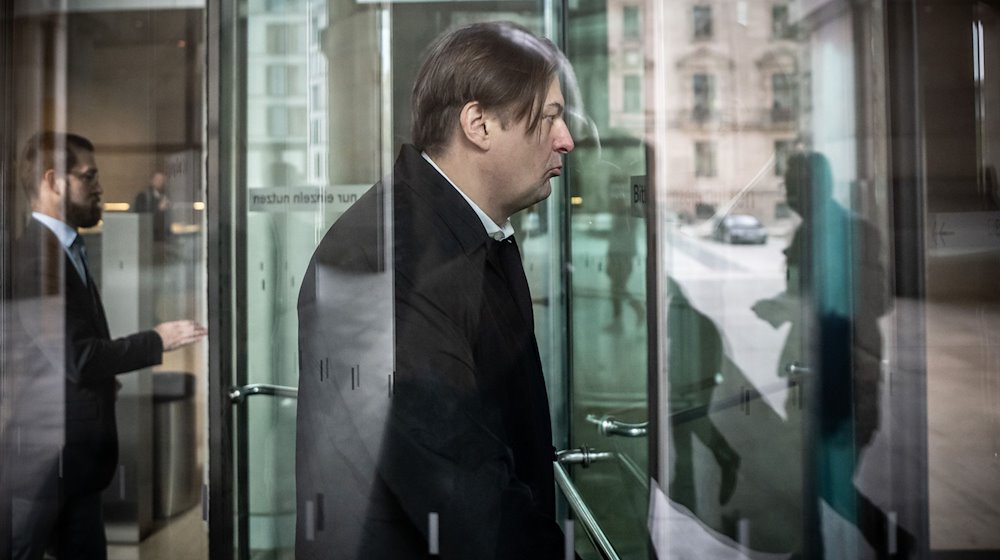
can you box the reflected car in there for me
[712,214,768,245]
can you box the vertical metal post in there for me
[206,0,243,558]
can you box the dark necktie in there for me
[493,236,534,329]
[71,235,104,316]
[69,235,90,286]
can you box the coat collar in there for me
[395,144,490,257]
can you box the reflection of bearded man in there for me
[63,171,103,228]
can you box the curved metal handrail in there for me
[229,383,298,404]
[553,461,621,560]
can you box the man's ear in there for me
[458,101,491,151]
[41,169,64,197]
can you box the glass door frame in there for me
[206,0,243,558]
[201,1,662,557]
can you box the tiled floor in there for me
[107,507,206,560]
[925,299,1000,550]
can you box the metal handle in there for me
[785,362,812,375]
[586,414,648,438]
[556,446,614,467]
[553,461,621,560]
[229,383,298,404]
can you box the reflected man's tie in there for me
[69,235,89,286]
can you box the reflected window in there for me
[266,64,303,96]
[693,73,715,121]
[695,141,717,177]
[311,83,325,109]
[623,5,642,41]
[266,0,305,12]
[772,72,796,122]
[693,5,713,40]
[310,15,324,45]
[266,22,305,55]
[775,139,793,175]
[624,74,642,113]
[772,4,793,39]
[312,151,326,182]
[310,118,324,144]
[267,105,307,138]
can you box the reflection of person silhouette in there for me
[666,277,740,510]
[753,151,907,558]
[4,132,206,560]
[133,171,172,322]
[132,171,171,242]
[605,192,643,332]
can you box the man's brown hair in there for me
[412,22,564,155]
[18,131,94,201]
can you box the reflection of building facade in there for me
[608,0,802,222]
[247,0,310,189]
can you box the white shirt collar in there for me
[32,211,78,250]
[421,151,515,241]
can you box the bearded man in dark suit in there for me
[2,132,205,560]
[296,22,576,560]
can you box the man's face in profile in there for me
[488,77,575,213]
[63,149,103,228]
[152,172,167,193]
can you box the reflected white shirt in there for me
[32,211,87,282]
[421,151,515,242]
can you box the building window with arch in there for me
[624,74,643,113]
[693,5,713,40]
[772,4,794,39]
[774,139,794,176]
[771,72,797,122]
[693,73,716,121]
[695,141,717,177]
[623,5,642,41]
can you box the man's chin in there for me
[70,210,102,229]
[537,180,553,202]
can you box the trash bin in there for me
[153,372,199,519]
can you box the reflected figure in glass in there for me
[132,171,171,243]
[2,132,206,560]
[754,150,908,559]
[666,277,740,512]
[605,189,643,333]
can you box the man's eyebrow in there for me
[544,102,565,116]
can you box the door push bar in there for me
[553,448,621,560]
[586,414,649,438]
[229,383,298,404]
[556,446,615,467]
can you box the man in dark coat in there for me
[2,132,205,560]
[296,22,575,559]
[132,171,171,242]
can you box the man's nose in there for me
[554,121,574,154]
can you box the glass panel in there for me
[235,2,573,558]
[241,0,333,555]
[646,0,914,557]
[3,3,208,559]
[566,0,651,557]
[925,0,1000,553]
